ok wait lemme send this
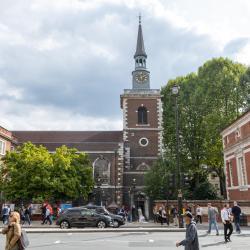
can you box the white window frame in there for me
[0,139,6,155]
[237,156,248,187]
[228,161,233,187]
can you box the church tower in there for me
[120,17,163,219]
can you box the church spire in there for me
[134,14,147,59]
[132,14,150,90]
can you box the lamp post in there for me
[172,84,184,228]
[97,178,102,206]
[131,178,136,222]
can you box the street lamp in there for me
[97,178,102,206]
[171,84,184,228]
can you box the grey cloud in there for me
[0,1,245,130]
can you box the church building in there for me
[11,18,163,218]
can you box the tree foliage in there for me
[145,158,175,200]
[0,142,94,202]
[161,57,248,198]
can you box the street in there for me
[1,231,250,250]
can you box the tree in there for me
[51,146,94,201]
[0,142,53,202]
[0,142,94,203]
[161,57,247,198]
[144,158,175,200]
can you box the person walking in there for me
[171,205,178,227]
[2,211,21,250]
[207,203,219,235]
[195,205,203,224]
[221,204,233,243]
[232,201,241,234]
[153,205,158,223]
[23,206,31,225]
[176,211,199,250]
[158,207,164,225]
[2,205,10,225]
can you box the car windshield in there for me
[103,208,110,214]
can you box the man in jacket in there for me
[207,203,219,235]
[176,212,199,250]
[231,201,241,234]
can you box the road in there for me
[1,231,250,250]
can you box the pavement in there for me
[1,231,250,249]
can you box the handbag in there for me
[18,229,29,250]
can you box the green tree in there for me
[51,145,94,200]
[0,142,53,202]
[161,57,247,198]
[144,158,175,200]
[0,142,94,202]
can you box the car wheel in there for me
[60,220,70,229]
[113,220,120,228]
[97,220,106,228]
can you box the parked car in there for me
[83,205,125,228]
[56,207,113,229]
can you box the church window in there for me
[138,106,148,124]
[139,137,149,147]
[93,156,110,185]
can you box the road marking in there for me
[54,240,61,244]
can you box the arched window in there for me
[138,106,148,124]
[93,156,110,185]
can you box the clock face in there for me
[135,72,148,83]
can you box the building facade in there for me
[0,126,17,159]
[9,19,162,218]
[221,110,250,200]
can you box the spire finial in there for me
[139,13,141,25]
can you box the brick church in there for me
[4,19,162,218]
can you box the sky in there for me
[0,0,250,131]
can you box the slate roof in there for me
[134,22,147,58]
[12,131,123,152]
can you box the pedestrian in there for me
[207,203,219,235]
[176,211,199,250]
[158,207,164,225]
[131,205,137,222]
[153,205,158,223]
[171,205,178,227]
[19,206,25,225]
[2,205,10,225]
[2,211,21,250]
[41,203,47,224]
[221,203,233,243]
[195,205,203,224]
[23,206,31,225]
[231,201,241,234]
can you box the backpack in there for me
[18,229,30,250]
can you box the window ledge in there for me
[136,124,150,127]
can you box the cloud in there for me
[0,0,250,130]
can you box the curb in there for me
[23,228,186,234]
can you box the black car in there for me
[83,205,125,228]
[56,207,113,229]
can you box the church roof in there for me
[134,19,147,58]
[12,131,123,152]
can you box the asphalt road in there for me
[1,231,250,250]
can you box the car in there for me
[56,207,113,229]
[83,205,125,228]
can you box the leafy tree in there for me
[144,158,175,200]
[0,142,53,202]
[0,142,94,203]
[161,57,248,198]
[51,146,94,200]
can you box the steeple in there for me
[134,15,147,59]
[132,15,150,90]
